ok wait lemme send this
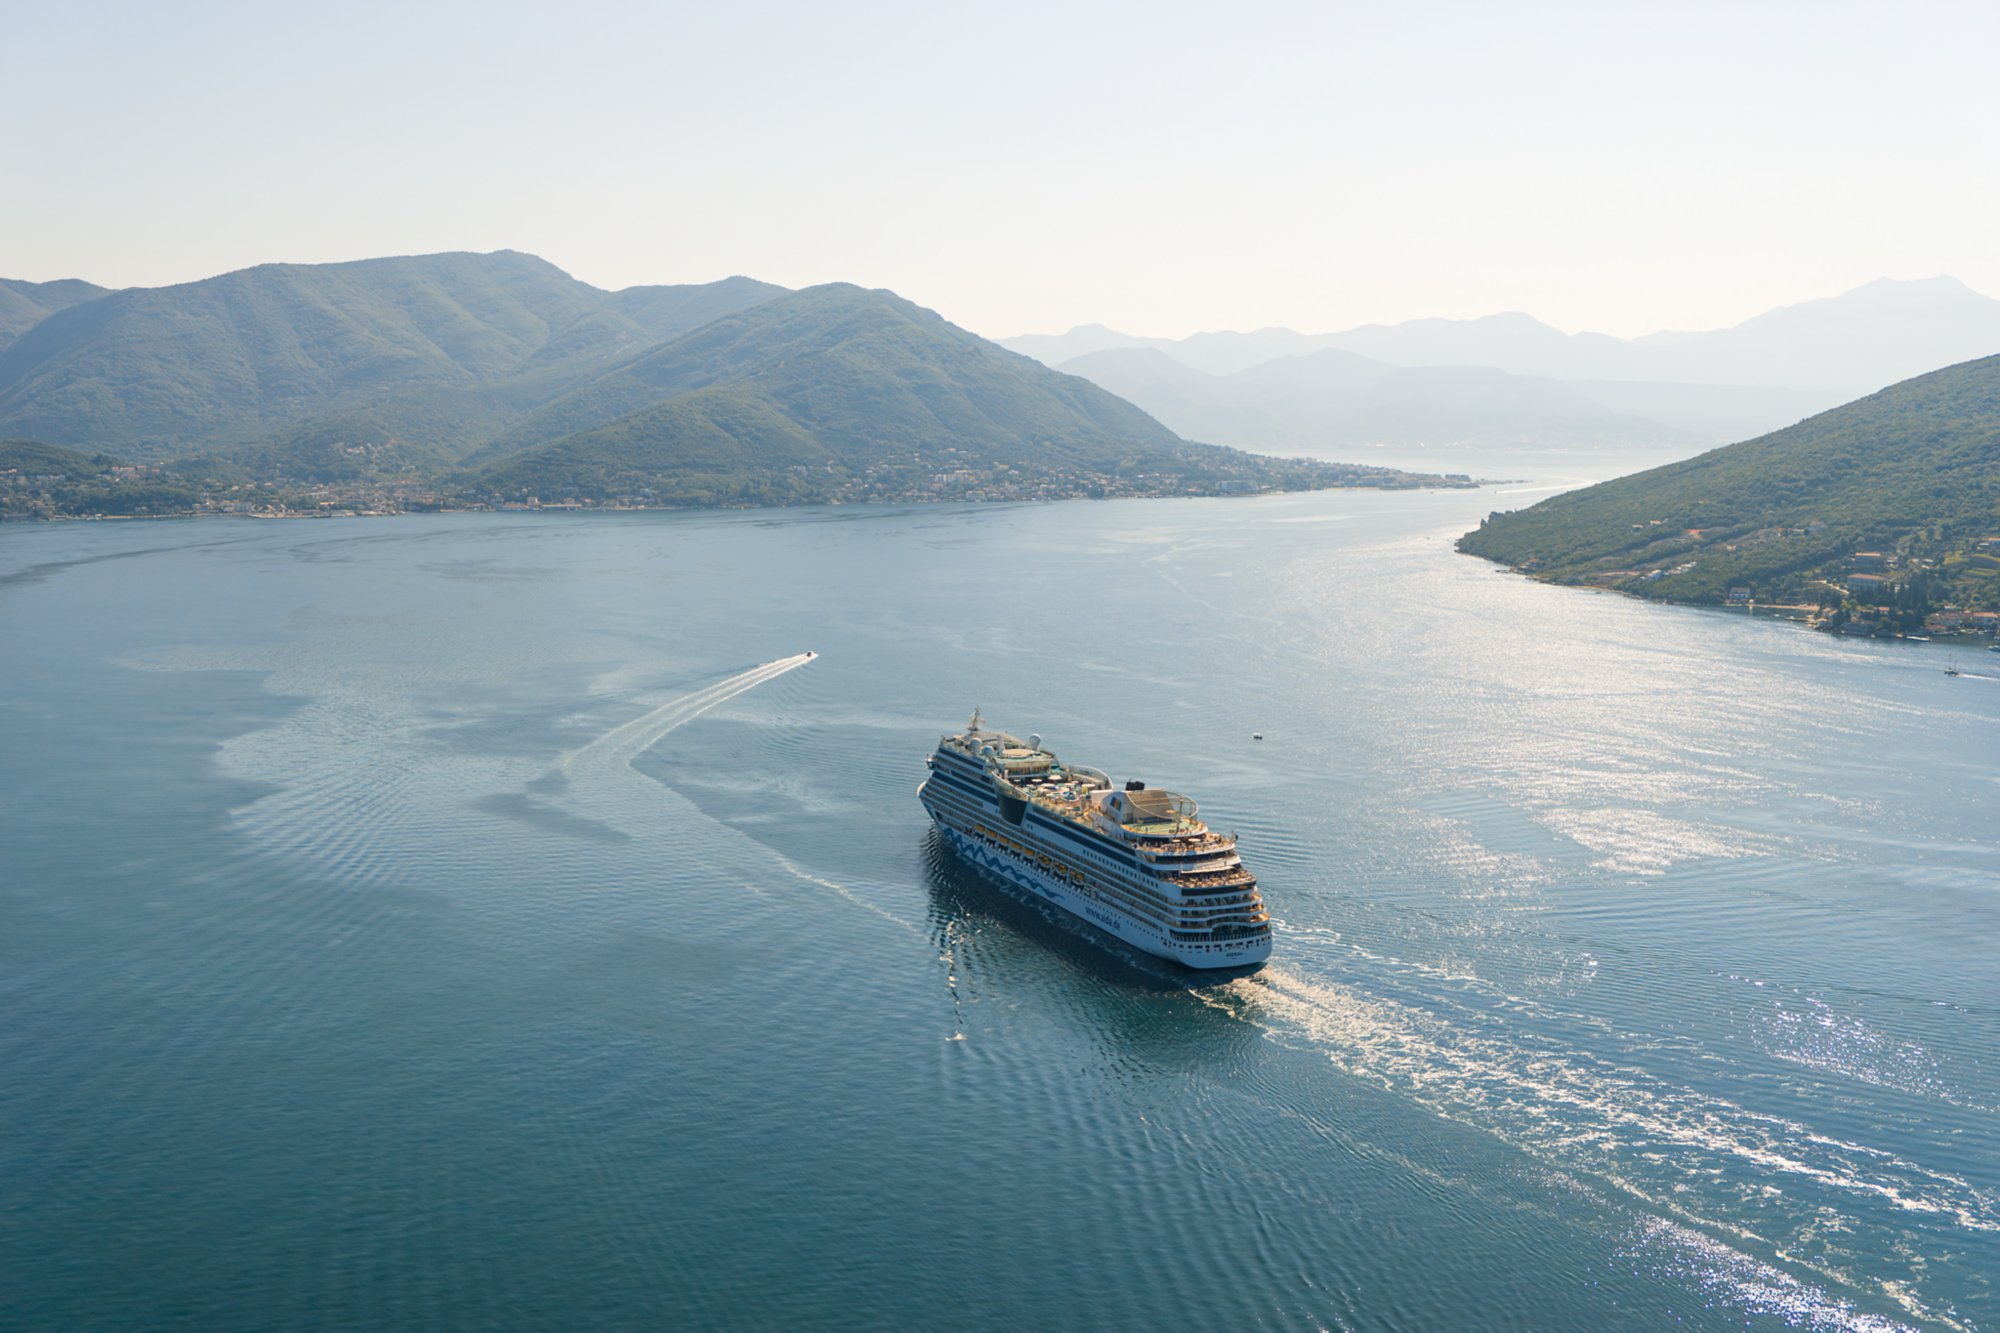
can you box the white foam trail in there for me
[1224,967,1997,1234]
[560,654,813,778]
[767,850,924,939]
[555,654,920,936]
[1190,962,1994,1329]
[227,654,816,890]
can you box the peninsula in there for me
[1457,354,2000,639]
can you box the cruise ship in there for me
[920,712,1272,969]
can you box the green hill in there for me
[0,438,102,475]
[1458,354,2000,614]
[0,278,112,349]
[0,253,783,460]
[0,256,1475,515]
[464,285,1408,505]
[0,438,215,518]
[470,283,1182,462]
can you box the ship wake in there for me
[1196,963,1989,1330]
[560,653,815,781]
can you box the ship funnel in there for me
[1028,734,1041,750]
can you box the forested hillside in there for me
[0,255,1472,516]
[466,285,1428,506]
[1459,355,2000,614]
[0,252,783,461]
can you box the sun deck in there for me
[1020,782,1100,822]
[1118,814,1206,838]
[945,712,1239,851]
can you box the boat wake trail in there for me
[1198,964,1991,1331]
[560,653,815,781]
[224,654,816,902]
[554,655,918,933]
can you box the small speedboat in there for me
[1252,732,1263,741]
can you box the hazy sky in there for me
[6,0,1996,339]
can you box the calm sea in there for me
[3,453,1995,1330]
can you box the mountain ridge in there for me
[0,255,1476,516]
[472,283,1180,468]
[463,284,1417,506]
[0,251,787,461]
[0,277,114,350]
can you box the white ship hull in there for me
[926,806,1272,971]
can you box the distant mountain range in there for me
[0,252,1456,514]
[1458,353,2000,618]
[1053,346,1833,450]
[1006,278,2000,450]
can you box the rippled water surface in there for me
[4,469,1996,1330]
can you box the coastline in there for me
[1470,553,1999,647]
[1,473,1488,526]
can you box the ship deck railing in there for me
[1179,900,1263,915]
[1179,904,1268,921]
[1168,860,1256,880]
[1135,835,1234,857]
[1121,818,1206,839]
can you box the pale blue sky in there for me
[5,0,1996,339]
